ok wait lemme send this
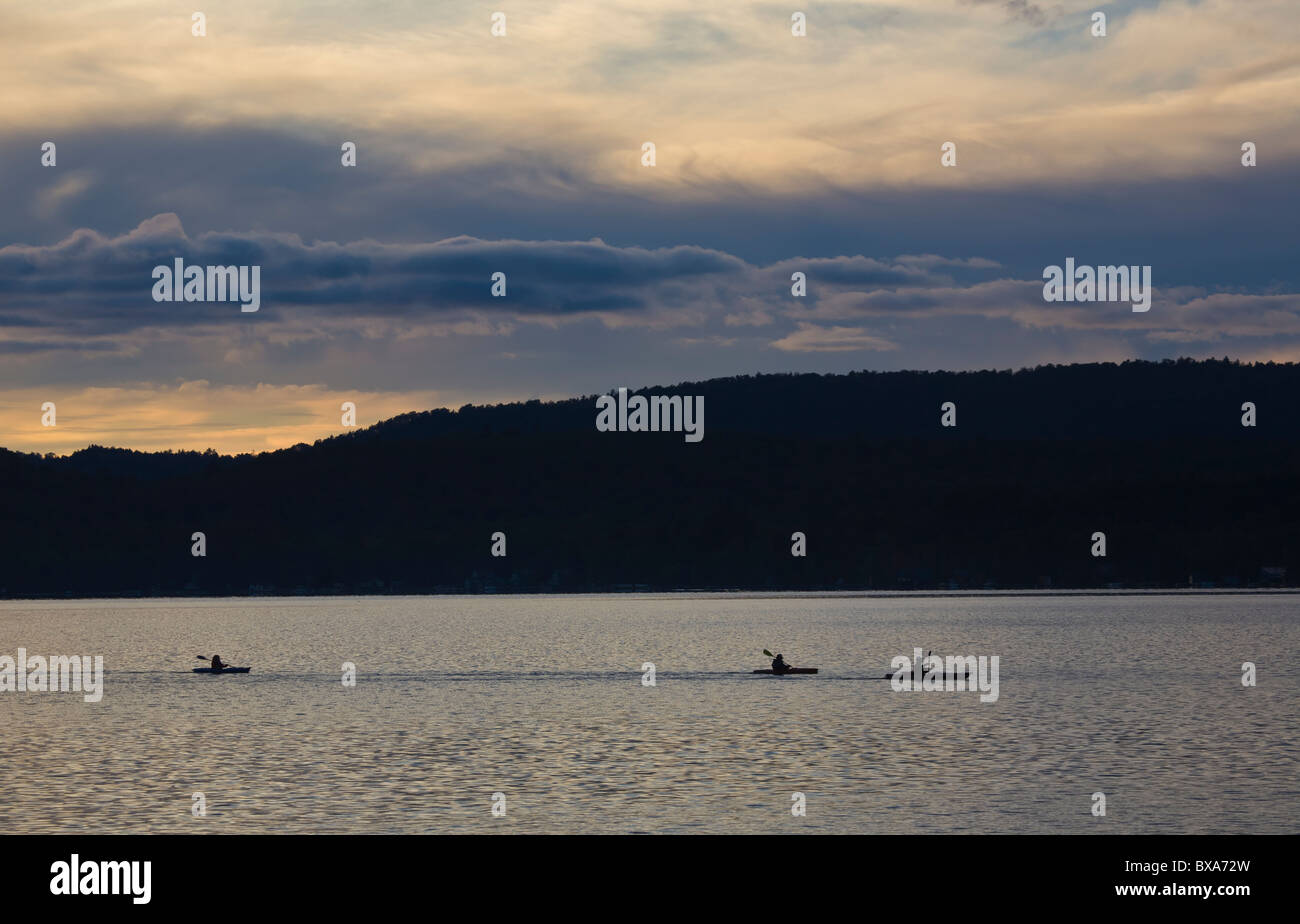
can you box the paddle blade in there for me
[762,649,773,657]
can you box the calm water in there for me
[0,593,1295,834]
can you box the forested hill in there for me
[3,358,1298,597]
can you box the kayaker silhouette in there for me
[771,653,790,674]
[210,655,227,671]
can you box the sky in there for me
[1,0,1298,453]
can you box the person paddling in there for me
[756,649,817,676]
[209,654,227,672]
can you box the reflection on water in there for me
[1,593,1295,833]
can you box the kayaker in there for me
[771,653,790,674]
[210,655,227,671]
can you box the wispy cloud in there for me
[4,1,1297,194]
[771,324,901,353]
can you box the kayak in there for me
[192,667,251,674]
[752,668,818,675]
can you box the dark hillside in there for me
[2,359,1297,597]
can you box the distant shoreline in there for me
[1,586,1298,604]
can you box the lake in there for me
[1,592,1295,834]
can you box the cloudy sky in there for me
[2,0,1297,453]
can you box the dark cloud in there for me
[4,126,1297,295]
[1,108,1297,398]
[961,0,1050,26]
[3,214,1297,376]
[0,215,758,333]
